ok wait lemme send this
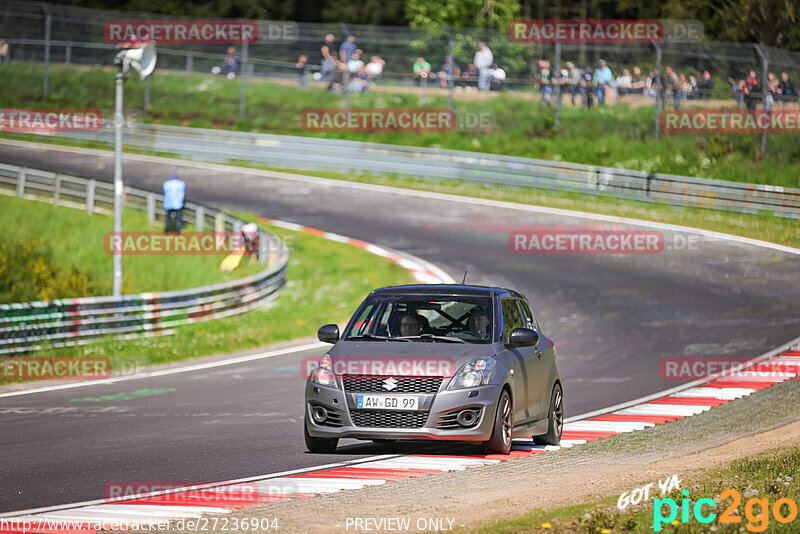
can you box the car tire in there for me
[484,389,513,454]
[304,418,338,453]
[533,383,563,446]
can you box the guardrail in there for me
[0,162,289,355]
[57,123,800,219]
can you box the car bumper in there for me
[304,380,501,441]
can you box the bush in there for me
[0,238,94,303]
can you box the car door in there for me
[499,297,535,423]
[518,298,551,420]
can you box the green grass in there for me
[2,62,800,188]
[468,446,800,533]
[0,193,264,301]
[33,219,415,375]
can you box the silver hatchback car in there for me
[304,284,562,454]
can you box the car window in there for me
[518,299,540,331]
[500,298,525,341]
[345,295,494,343]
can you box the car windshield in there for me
[345,294,493,343]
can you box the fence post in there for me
[258,230,268,264]
[16,168,26,197]
[186,54,193,79]
[239,42,248,119]
[86,178,95,214]
[195,205,204,231]
[146,192,156,225]
[215,212,225,233]
[52,173,61,205]
[65,45,71,68]
[653,42,662,139]
[144,75,151,112]
[554,42,561,129]
[41,3,51,99]
[344,67,351,109]
[447,29,455,111]
[754,44,769,155]
[233,220,243,236]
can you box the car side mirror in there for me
[318,324,340,344]
[507,327,539,347]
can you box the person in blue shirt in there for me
[592,59,613,105]
[163,173,186,233]
[339,35,357,62]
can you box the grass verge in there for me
[2,62,799,188]
[0,193,264,302]
[469,446,800,533]
[25,220,415,377]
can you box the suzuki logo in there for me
[382,377,398,391]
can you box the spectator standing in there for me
[365,56,385,79]
[536,59,552,104]
[665,66,681,110]
[565,62,584,106]
[413,57,432,85]
[296,55,310,88]
[592,59,612,105]
[438,56,461,89]
[339,35,357,62]
[163,173,186,234]
[473,42,494,92]
[0,40,8,62]
[777,72,796,105]
[581,68,594,108]
[742,70,759,110]
[319,33,337,83]
[695,70,714,99]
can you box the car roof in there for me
[369,284,525,299]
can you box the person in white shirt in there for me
[347,50,365,73]
[489,64,506,90]
[473,42,493,91]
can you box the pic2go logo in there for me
[654,489,799,532]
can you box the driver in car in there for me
[467,306,490,338]
[399,312,425,337]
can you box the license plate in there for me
[356,394,420,410]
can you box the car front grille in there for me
[350,409,429,428]
[342,376,443,394]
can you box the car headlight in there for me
[447,358,496,390]
[310,354,337,387]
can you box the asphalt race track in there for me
[1,141,798,512]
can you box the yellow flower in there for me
[541,523,552,529]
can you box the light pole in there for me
[111,40,157,297]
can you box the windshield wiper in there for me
[399,334,466,343]
[348,334,410,342]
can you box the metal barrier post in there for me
[146,192,156,225]
[447,30,455,112]
[65,45,71,68]
[258,230,268,264]
[53,173,61,205]
[144,75,151,112]
[86,179,95,214]
[195,205,204,231]
[186,54,193,79]
[215,212,225,233]
[16,168,26,197]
